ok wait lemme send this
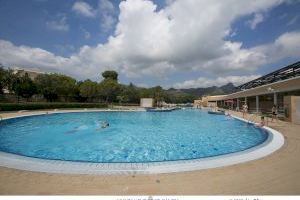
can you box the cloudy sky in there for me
[0,0,299,88]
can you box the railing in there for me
[237,61,300,91]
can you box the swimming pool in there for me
[0,109,269,163]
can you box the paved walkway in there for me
[0,109,300,195]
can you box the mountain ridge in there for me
[168,82,236,97]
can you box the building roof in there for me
[204,61,300,102]
[206,76,300,101]
[12,67,45,74]
[237,61,300,91]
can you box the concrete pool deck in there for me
[0,109,300,195]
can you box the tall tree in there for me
[98,78,121,103]
[101,70,118,80]
[0,66,6,94]
[0,66,17,94]
[12,73,37,101]
[55,74,77,101]
[119,83,140,103]
[97,70,121,103]
[79,79,98,102]
[34,74,57,102]
[34,74,77,102]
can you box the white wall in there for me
[140,98,154,108]
[292,96,300,125]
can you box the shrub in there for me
[0,103,107,111]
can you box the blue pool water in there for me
[0,109,268,163]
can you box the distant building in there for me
[2,67,46,94]
[193,99,203,108]
[13,67,45,80]
[140,98,154,108]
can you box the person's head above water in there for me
[101,121,109,128]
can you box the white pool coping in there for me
[0,111,285,175]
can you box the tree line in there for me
[0,66,197,104]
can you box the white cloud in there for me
[46,16,69,31]
[99,0,116,32]
[99,0,114,12]
[72,1,96,18]
[101,14,116,32]
[173,75,261,89]
[135,82,149,88]
[0,40,111,80]
[254,31,300,60]
[54,44,76,56]
[71,0,116,32]
[1,0,300,86]
[165,0,176,6]
[247,13,264,30]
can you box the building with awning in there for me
[198,61,300,124]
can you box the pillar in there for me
[256,95,259,113]
[237,98,240,111]
[274,92,277,106]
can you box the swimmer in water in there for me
[95,120,110,131]
[101,121,109,128]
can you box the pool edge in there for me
[0,111,285,175]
